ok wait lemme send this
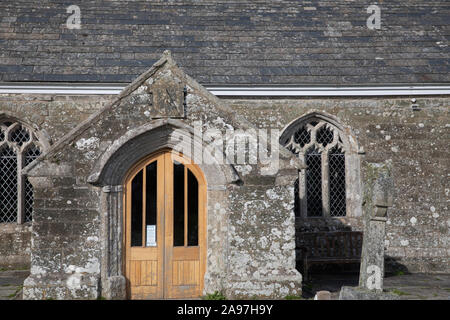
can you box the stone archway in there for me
[88,119,239,299]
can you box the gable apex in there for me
[22,51,181,175]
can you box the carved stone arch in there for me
[0,113,51,153]
[280,111,362,219]
[88,118,241,187]
[92,119,239,299]
[279,110,360,154]
[0,111,51,153]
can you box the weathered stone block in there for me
[339,286,399,300]
[103,276,127,300]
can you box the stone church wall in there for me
[0,90,448,298]
[227,96,449,273]
[12,56,303,299]
[0,94,109,270]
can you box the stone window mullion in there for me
[17,151,25,224]
[298,167,307,218]
[321,150,330,217]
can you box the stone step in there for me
[0,286,19,300]
[0,270,29,300]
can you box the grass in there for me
[391,289,410,296]
[394,271,405,276]
[0,266,30,272]
[17,266,30,271]
[202,291,227,300]
[7,285,23,299]
[284,294,304,300]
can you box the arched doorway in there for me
[123,149,206,299]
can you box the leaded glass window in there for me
[0,147,17,222]
[284,120,347,218]
[0,121,43,223]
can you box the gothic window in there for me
[282,117,349,218]
[0,121,43,223]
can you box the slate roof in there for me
[0,0,449,85]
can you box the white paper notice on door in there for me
[146,225,156,247]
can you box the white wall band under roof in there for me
[0,83,449,96]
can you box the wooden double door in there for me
[123,150,206,299]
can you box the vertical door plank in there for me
[157,155,165,297]
[184,166,188,247]
[164,152,174,297]
[142,165,147,248]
